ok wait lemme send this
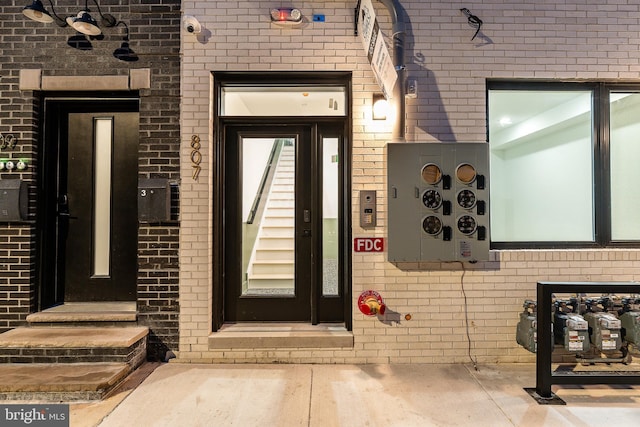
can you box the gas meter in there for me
[516,300,537,353]
[561,314,589,353]
[619,298,640,346]
[553,299,589,353]
[584,311,622,353]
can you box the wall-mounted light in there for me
[21,0,132,61]
[372,94,389,120]
[112,21,138,62]
[270,8,303,26]
[23,0,66,26]
[65,0,116,36]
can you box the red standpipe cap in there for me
[359,303,372,315]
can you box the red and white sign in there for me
[354,237,384,252]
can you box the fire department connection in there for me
[358,290,386,316]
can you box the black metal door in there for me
[222,123,346,322]
[40,101,138,305]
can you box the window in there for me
[488,82,640,248]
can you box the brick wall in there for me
[178,0,640,363]
[0,1,181,361]
[0,5,40,329]
[0,226,35,330]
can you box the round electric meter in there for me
[421,163,442,185]
[422,189,442,210]
[422,215,443,235]
[456,163,476,185]
[457,189,476,209]
[457,215,477,235]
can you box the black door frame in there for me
[37,94,139,309]
[212,72,353,331]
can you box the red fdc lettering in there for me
[354,238,384,252]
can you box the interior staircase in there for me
[0,302,148,401]
[246,143,296,294]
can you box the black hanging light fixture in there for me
[22,0,67,26]
[66,0,116,36]
[22,0,136,59]
[112,21,138,62]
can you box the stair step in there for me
[0,362,131,401]
[209,323,353,349]
[0,327,148,366]
[251,261,294,275]
[0,326,148,348]
[248,273,295,288]
[246,278,295,289]
[26,302,137,327]
[262,217,294,227]
[258,238,294,250]
[267,200,294,208]
[260,228,294,238]
[255,249,294,261]
[265,209,294,218]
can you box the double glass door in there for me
[222,123,345,322]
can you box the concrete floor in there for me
[58,362,640,427]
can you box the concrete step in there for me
[0,362,131,401]
[209,323,353,349]
[0,326,148,366]
[26,301,137,327]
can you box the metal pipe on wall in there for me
[378,0,406,142]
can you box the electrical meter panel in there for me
[387,142,489,262]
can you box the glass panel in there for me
[610,92,640,240]
[322,138,339,296]
[489,90,594,241]
[242,137,295,296]
[93,118,112,276]
[222,86,346,116]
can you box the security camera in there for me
[183,15,202,34]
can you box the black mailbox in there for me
[0,180,28,222]
[138,179,171,222]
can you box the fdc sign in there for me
[354,238,384,253]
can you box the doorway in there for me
[213,72,352,328]
[39,99,139,308]
[223,124,346,322]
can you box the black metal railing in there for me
[246,139,284,224]
[530,281,640,404]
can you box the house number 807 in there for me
[191,134,202,181]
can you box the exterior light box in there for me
[387,142,490,263]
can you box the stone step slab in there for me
[0,327,149,366]
[0,362,130,401]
